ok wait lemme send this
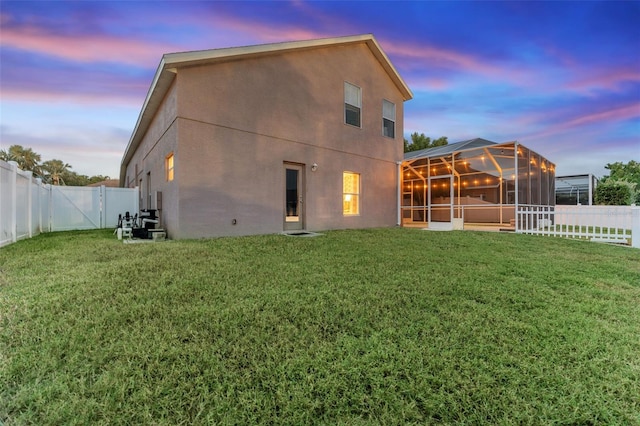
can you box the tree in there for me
[594,180,636,206]
[88,175,110,185]
[601,161,640,186]
[404,132,448,153]
[41,159,72,186]
[63,173,90,187]
[0,148,11,162]
[0,144,42,176]
[1,144,112,186]
[597,161,640,204]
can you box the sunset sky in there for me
[1,1,638,179]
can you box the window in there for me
[344,82,361,127]
[165,153,174,182]
[383,99,395,138]
[343,172,360,215]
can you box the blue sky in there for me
[1,1,638,179]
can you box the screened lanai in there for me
[401,138,555,229]
[555,174,597,205]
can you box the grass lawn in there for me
[1,228,639,425]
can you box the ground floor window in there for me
[343,172,360,215]
[165,153,174,182]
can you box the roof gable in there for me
[164,35,412,100]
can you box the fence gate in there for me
[51,186,102,231]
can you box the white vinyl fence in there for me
[516,205,640,248]
[1,160,138,248]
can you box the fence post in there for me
[35,178,42,234]
[101,185,106,229]
[47,184,53,232]
[9,161,18,243]
[26,170,33,238]
[632,206,640,249]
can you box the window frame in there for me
[343,171,361,216]
[382,99,396,138]
[344,81,362,128]
[165,152,174,182]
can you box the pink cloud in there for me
[1,60,149,106]
[383,40,494,73]
[194,13,332,45]
[1,86,143,107]
[378,38,544,92]
[407,77,452,91]
[1,16,180,67]
[523,103,640,140]
[562,104,639,127]
[567,68,640,94]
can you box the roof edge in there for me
[163,34,373,66]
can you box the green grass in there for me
[1,228,639,425]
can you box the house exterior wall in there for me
[123,81,178,230]
[175,119,400,238]
[125,40,407,239]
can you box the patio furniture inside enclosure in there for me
[402,138,555,226]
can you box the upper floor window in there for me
[383,99,396,138]
[165,153,174,182]
[344,82,361,127]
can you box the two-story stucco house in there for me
[120,34,413,239]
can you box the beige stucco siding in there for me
[123,80,178,232]
[123,38,410,239]
[174,119,399,239]
[175,121,281,238]
[124,81,177,186]
[165,43,404,239]
[176,43,403,161]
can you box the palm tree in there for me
[42,159,72,185]
[0,148,13,162]
[1,145,42,176]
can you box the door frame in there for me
[428,174,454,223]
[283,162,305,231]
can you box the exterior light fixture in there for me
[311,163,318,172]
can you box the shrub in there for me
[594,180,637,205]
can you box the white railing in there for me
[1,160,139,248]
[516,205,640,248]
